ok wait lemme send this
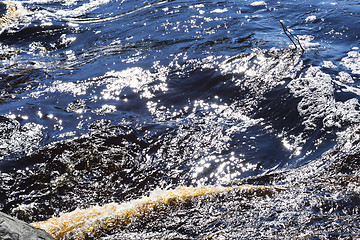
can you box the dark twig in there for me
[286,26,305,52]
[279,20,305,53]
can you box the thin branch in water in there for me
[279,20,304,53]
[286,26,305,52]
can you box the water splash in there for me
[31,184,284,239]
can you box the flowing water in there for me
[0,0,359,239]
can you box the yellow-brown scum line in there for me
[0,2,18,25]
[31,185,286,240]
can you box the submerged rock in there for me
[0,211,54,240]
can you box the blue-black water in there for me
[0,0,359,239]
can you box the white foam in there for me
[341,51,360,75]
[211,8,228,13]
[322,61,337,69]
[305,15,316,22]
[337,71,354,84]
[297,35,320,49]
[251,1,267,6]
[0,121,44,159]
[288,66,360,130]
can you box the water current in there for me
[0,0,359,239]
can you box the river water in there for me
[0,0,359,239]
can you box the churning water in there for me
[0,0,359,239]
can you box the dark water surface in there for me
[0,0,359,239]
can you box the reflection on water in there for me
[0,0,360,239]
